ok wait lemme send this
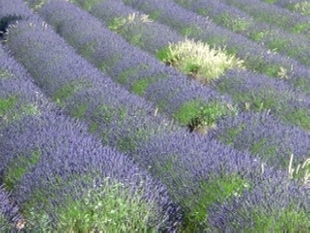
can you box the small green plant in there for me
[290,22,310,34]
[218,124,246,146]
[289,2,310,16]
[173,100,203,126]
[0,69,12,79]
[116,64,149,85]
[283,107,310,130]
[108,17,128,32]
[108,13,153,33]
[0,96,17,116]
[131,77,157,96]
[187,102,236,134]
[250,30,270,42]
[215,13,251,32]
[287,154,310,185]
[179,25,204,37]
[173,100,237,134]
[71,103,87,118]
[157,39,244,83]
[0,215,11,231]
[29,0,48,11]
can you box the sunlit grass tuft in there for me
[157,39,244,83]
[215,13,251,32]
[288,154,310,186]
[108,12,153,33]
[288,2,310,16]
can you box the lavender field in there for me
[1,0,310,232]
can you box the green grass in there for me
[290,22,310,34]
[263,0,277,3]
[288,154,310,184]
[288,2,310,16]
[215,12,251,32]
[0,96,17,116]
[0,96,41,126]
[156,39,244,83]
[179,25,204,37]
[131,76,158,96]
[0,69,13,79]
[172,100,236,133]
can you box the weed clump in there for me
[157,39,244,83]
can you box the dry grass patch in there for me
[157,39,244,83]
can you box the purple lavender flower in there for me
[220,0,310,36]
[121,0,310,94]
[5,16,181,152]
[0,41,182,230]
[212,110,310,169]
[133,129,271,230]
[173,0,310,67]
[0,185,24,231]
[87,0,182,53]
[36,0,233,128]
[214,69,310,129]
[1,113,182,231]
[208,175,310,231]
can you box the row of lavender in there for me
[115,0,310,96]
[170,0,310,67]
[0,40,182,231]
[218,0,310,39]
[28,0,237,130]
[18,0,310,178]
[0,0,309,231]
[44,0,310,166]
[62,0,310,131]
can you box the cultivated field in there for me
[1,0,310,232]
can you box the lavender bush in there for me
[219,0,310,37]
[0,42,181,231]
[1,113,181,231]
[172,0,310,67]
[211,110,310,169]
[4,15,180,152]
[121,0,310,95]
[208,175,310,231]
[36,0,235,129]
[0,0,309,231]
[213,69,310,130]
